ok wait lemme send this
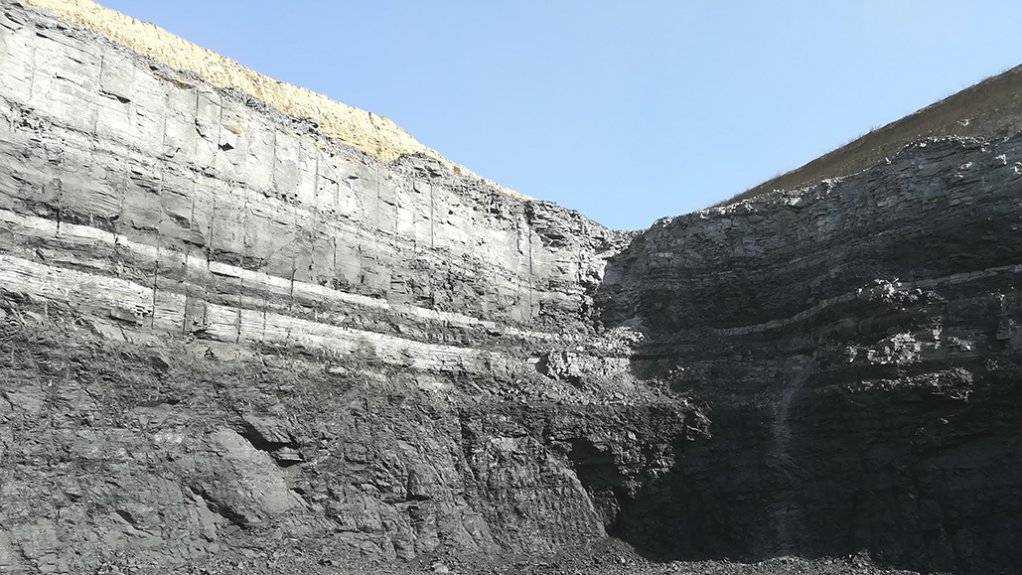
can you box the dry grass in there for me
[24,0,528,199]
[718,63,1022,206]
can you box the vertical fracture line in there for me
[409,178,416,253]
[159,81,170,158]
[770,356,812,554]
[215,92,223,150]
[429,182,435,307]
[151,243,160,330]
[181,282,190,335]
[53,176,62,236]
[27,40,37,100]
[289,262,296,309]
[206,194,215,267]
[331,236,338,289]
[153,84,173,331]
[528,226,534,321]
[312,150,321,206]
[151,174,163,330]
[114,159,128,259]
[191,85,200,160]
[270,129,278,196]
[186,189,197,332]
[92,53,103,135]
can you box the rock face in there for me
[599,137,1022,573]
[0,2,671,571]
[0,1,1020,574]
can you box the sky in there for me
[101,1,1022,230]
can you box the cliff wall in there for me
[0,2,675,571]
[19,0,523,195]
[599,136,1022,573]
[1,1,1020,574]
[0,0,631,368]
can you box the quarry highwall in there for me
[0,0,625,359]
[18,0,523,195]
[0,2,665,572]
[598,136,1022,573]
[1,1,1022,574]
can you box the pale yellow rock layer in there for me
[22,0,526,198]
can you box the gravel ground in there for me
[93,538,936,575]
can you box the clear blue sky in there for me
[102,1,1022,230]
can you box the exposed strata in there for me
[1,1,1020,575]
[0,2,667,571]
[18,0,526,198]
[599,136,1022,573]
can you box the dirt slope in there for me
[725,64,1022,203]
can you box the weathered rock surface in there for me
[0,2,665,572]
[0,1,1020,575]
[599,137,1022,573]
[18,0,526,196]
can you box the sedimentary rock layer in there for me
[600,136,1022,573]
[19,0,523,196]
[0,2,664,572]
[1,1,1021,574]
[0,0,623,348]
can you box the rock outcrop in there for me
[600,136,1022,573]
[0,2,673,571]
[0,1,1020,574]
[18,0,526,196]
